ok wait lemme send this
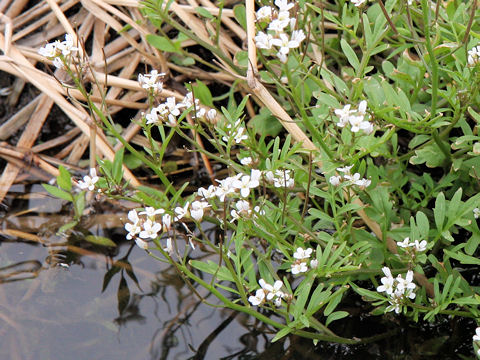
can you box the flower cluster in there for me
[38,34,79,69]
[376,267,416,314]
[265,169,295,188]
[124,207,173,250]
[254,0,306,63]
[291,247,318,275]
[144,91,215,127]
[138,69,164,93]
[248,278,286,307]
[468,45,480,66]
[328,165,371,189]
[334,100,374,135]
[77,168,100,191]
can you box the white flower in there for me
[180,92,199,108]
[139,219,162,239]
[125,210,141,240]
[138,69,164,92]
[52,57,65,69]
[289,30,306,48]
[38,42,58,58]
[164,237,173,255]
[473,327,480,341]
[162,213,172,231]
[233,126,248,143]
[413,240,427,252]
[139,207,165,218]
[145,108,161,125]
[357,100,368,115]
[468,46,480,66]
[334,105,352,127]
[293,247,313,260]
[291,262,308,275]
[397,237,411,248]
[190,200,210,221]
[395,270,416,294]
[231,200,251,221]
[474,208,480,219]
[354,178,371,188]
[174,202,190,221]
[275,0,294,12]
[336,165,353,174]
[198,185,217,199]
[274,297,282,307]
[259,279,284,300]
[77,168,99,191]
[256,6,272,21]
[377,267,395,295]
[216,175,241,201]
[135,238,149,250]
[351,0,367,6]
[349,115,366,133]
[232,174,259,197]
[240,156,253,166]
[248,289,265,306]
[329,175,342,186]
[206,109,217,122]
[255,31,275,50]
[268,19,289,32]
[310,259,319,269]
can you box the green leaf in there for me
[434,192,446,231]
[233,4,246,29]
[443,249,480,265]
[271,325,294,342]
[194,79,214,107]
[117,276,130,315]
[113,147,125,184]
[57,165,72,191]
[293,275,314,320]
[42,184,73,202]
[249,107,282,137]
[326,311,349,327]
[350,282,386,301]
[340,39,360,71]
[85,235,117,247]
[195,6,214,19]
[57,221,78,234]
[146,34,180,53]
[103,261,122,292]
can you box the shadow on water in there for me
[0,186,477,360]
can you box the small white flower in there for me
[198,185,217,199]
[190,200,210,221]
[334,105,352,127]
[268,19,289,32]
[293,247,313,260]
[164,237,173,255]
[139,207,165,218]
[206,109,217,122]
[336,165,354,174]
[357,100,368,115]
[248,289,265,306]
[232,174,259,197]
[231,200,251,221]
[162,213,172,231]
[139,219,162,239]
[256,6,272,21]
[351,0,367,6]
[354,178,371,188]
[135,238,149,250]
[473,327,480,341]
[125,209,141,240]
[174,202,190,221]
[474,208,480,219]
[38,42,58,58]
[397,237,411,248]
[329,175,342,186]
[56,34,78,56]
[275,0,294,12]
[240,156,253,166]
[138,69,164,92]
[255,31,275,50]
[274,297,282,307]
[291,262,308,275]
[413,240,427,252]
[468,46,480,66]
[310,259,319,269]
[77,168,99,191]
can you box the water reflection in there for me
[0,208,275,360]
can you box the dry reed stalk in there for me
[0,34,141,187]
[0,95,41,140]
[0,95,53,203]
[31,128,82,153]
